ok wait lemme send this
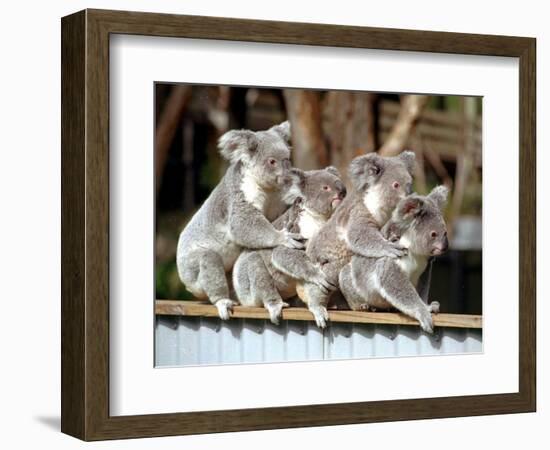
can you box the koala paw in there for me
[417,310,434,334]
[359,304,377,312]
[282,231,306,250]
[215,299,237,320]
[428,301,440,314]
[311,271,337,294]
[383,242,408,258]
[265,301,289,325]
[309,305,329,329]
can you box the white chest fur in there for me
[395,234,428,286]
[364,187,392,226]
[395,253,428,286]
[241,172,267,210]
[240,172,282,220]
[297,208,327,240]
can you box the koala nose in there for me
[440,236,449,252]
[335,182,347,198]
[340,186,347,198]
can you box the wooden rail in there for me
[155,300,482,329]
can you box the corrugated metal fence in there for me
[155,316,482,367]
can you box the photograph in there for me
[154,84,483,367]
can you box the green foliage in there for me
[156,260,194,300]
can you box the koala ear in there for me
[281,168,305,205]
[218,129,258,164]
[398,195,424,218]
[398,150,416,174]
[348,153,382,191]
[269,120,291,142]
[325,166,342,178]
[288,168,306,188]
[428,185,449,210]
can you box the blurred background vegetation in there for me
[155,84,482,314]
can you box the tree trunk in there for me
[283,90,328,170]
[322,91,375,181]
[379,94,428,156]
[155,85,192,195]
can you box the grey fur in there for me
[233,167,347,324]
[339,186,450,333]
[176,121,304,320]
[296,151,416,328]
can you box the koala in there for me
[176,121,305,320]
[232,167,347,324]
[296,151,416,328]
[339,186,450,333]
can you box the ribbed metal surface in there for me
[155,316,482,367]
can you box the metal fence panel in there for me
[155,316,482,367]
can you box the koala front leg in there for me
[229,200,304,250]
[193,249,236,320]
[271,246,336,294]
[347,221,407,259]
[367,259,436,333]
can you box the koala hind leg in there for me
[338,264,364,311]
[298,262,340,329]
[249,254,288,325]
[235,252,287,324]
[179,249,235,320]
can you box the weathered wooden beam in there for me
[155,300,482,329]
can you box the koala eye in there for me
[430,231,438,238]
[392,181,400,189]
[322,185,330,191]
[268,158,277,166]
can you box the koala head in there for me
[290,166,347,217]
[386,185,450,256]
[218,121,292,189]
[348,151,415,222]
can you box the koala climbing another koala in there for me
[176,121,305,320]
[297,151,416,328]
[233,167,347,324]
[339,186,449,333]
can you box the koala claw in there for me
[215,299,237,320]
[417,311,434,334]
[428,301,440,314]
[282,231,306,250]
[265,301,289,325]
[309,305,329,329]
[386,243,408,258]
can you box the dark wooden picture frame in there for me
[61,9,536,441]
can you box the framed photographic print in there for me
[61,9,536,441]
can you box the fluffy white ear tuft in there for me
[398,194,424,218]
[270,120,291,142]
[348,153,382,191]
[398,150,416,174]
[281,168,305,205]
[428,185,450,210]
[325,166,342,178]
[218,129,257,164]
